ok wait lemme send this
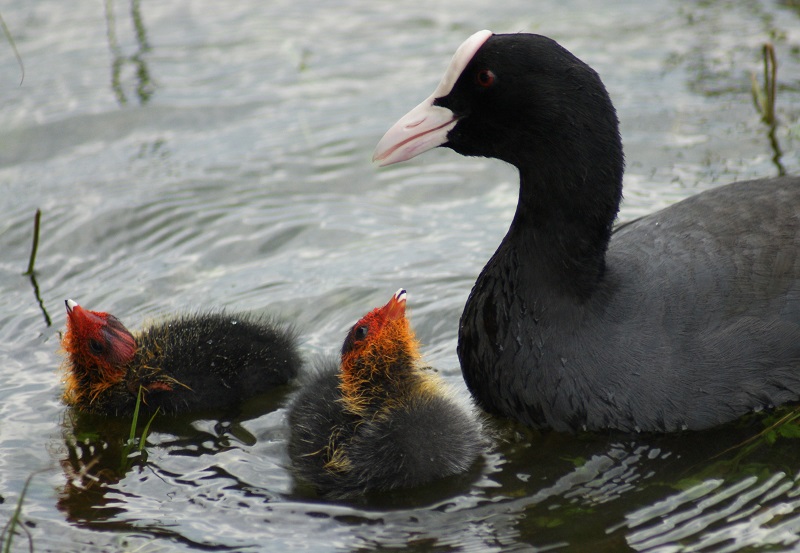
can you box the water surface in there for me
[1,0,799,551]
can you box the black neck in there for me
[508,156,622,301]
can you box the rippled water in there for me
[1,0,800,551]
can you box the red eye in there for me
[476,69,495,88]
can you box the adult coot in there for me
[288,289,484,499]
[373,31,800,433]
[61,299,301,416]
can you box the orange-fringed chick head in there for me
[62,299,137,406]
[339,289,426,414]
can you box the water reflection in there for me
[623,473,800,552]
[750,42,786,176]
[480,416,800,552]
[58,415,132,524]
[51,401,800,551]
[104,0,154,105]
[56,388,294,532]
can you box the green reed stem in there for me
[1,472,37,553]
[24,210,41,276]
[121,387,159,470]
[750,42,777,125]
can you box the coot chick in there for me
[374,31,800,433]
[61,299,301,416]
[288,289,483,499]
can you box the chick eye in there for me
[476,69,495,88]
[88,339,104,354]
[354,325,369,341]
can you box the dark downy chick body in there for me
[62,299,301,416]
[288,289,483,499]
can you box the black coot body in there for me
[373,31,800,432]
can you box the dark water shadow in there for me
[55,384,296,549]
[502,410,800,552]
[52,398,800,551]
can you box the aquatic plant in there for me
[0,12,23,85]
[0,472,39,553]
[750,43,777,126]
[120,386,159,472]
[23,210,41,277]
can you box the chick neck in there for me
[338,318,432,417]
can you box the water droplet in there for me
[231,320,237,325]
[207,339,214,345]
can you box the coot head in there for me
[62,299,137,404]
[338,289,420,414]
[374,31,623,189]
[374,32,624,276]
